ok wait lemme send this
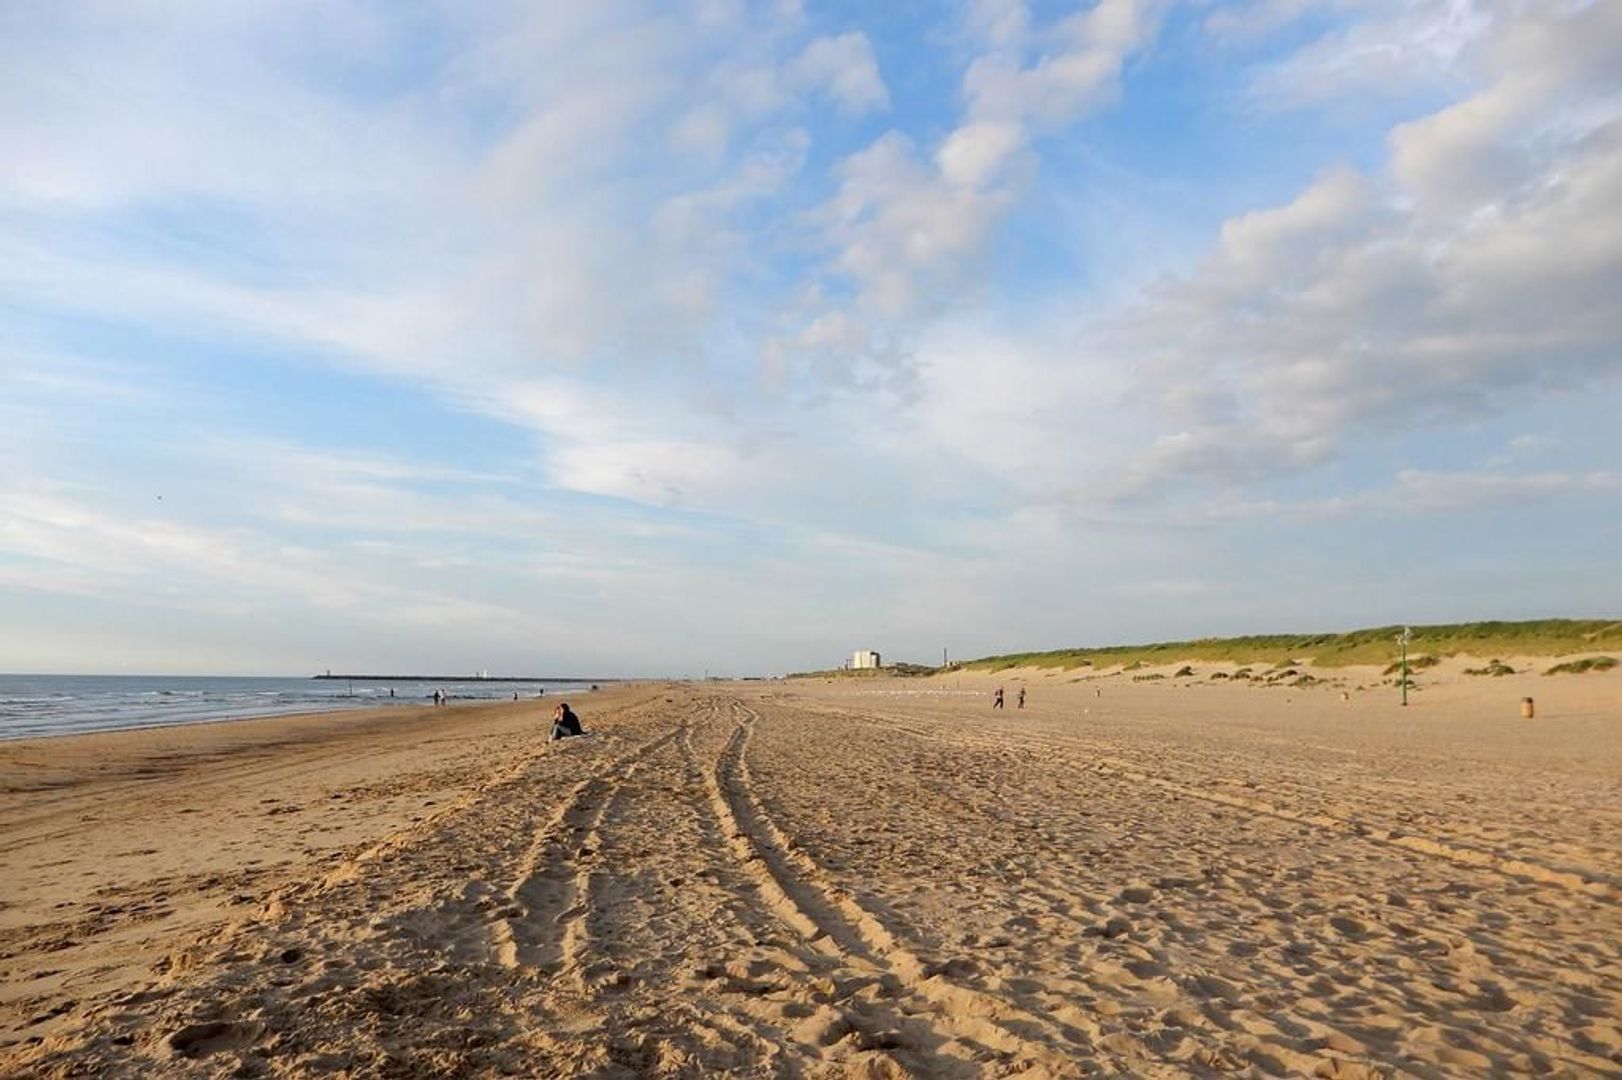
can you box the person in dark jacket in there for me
[551,702,584,741]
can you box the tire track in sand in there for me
[489,725,683,974]
[507,697,910,1070]
[664,705,842,1067]
[708,697,1093,1071]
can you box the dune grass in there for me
[963,619,1622,672]
[1382,654,1442,676]
[1463,659,1517,677]
[1544,656,1617,675]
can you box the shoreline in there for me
[0,690,624,746]
[0,675,630,744]
[0,700,439,745]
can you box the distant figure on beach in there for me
[1018,687,1026,709]
[513,692,520,701]
[433,689,445,708]
[993,687,1004,709]
[551,702,584,741]
[389,688,395,699]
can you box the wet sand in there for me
[2,665,1617,1077]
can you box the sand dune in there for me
[2,667,1618,1076]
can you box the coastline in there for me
[0,674,606,743]
[0,699,435,745]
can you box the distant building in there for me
[851,649,881,670]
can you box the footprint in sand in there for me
[1329,915,1372,939]
[165,1019,261,1060]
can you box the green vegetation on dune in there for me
[963,620,1622,672]
[1382,654,1442,676]
[1463,659,1517,677]
[1544,656,1617,676]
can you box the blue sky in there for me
[2,0,1618,676]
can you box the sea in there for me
[0,674,598,741]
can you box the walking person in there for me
[993,687,1004,709]
[1017,687,1026,709]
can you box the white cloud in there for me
[800,0,1164,329]
[819,132,1016,316]
[1108,0,1622,494]
[1240,0,1490,109]
[963,0,1163,127]
[550,439,750,508]
[966,0,1032,50]
[0,2,858,383]
[1204,0,1326,43]
[1218,468,1621,521]
[1376,468,1620,512]
[1210,167,1382,290]
[937,121,1028,189]
[907,318,1132,496]
[791,32,889,114]
[1389,2,1622,212]
[0,489,383,611]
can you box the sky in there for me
[1,0,1618,677]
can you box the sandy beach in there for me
[2,664,1618,1077]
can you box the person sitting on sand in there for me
[550,702,584,741]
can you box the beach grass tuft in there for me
[1382,654,1442,676]
[1543,656,1617,676]
[1463,659,1517,677]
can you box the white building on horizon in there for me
[851,649,881,670]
